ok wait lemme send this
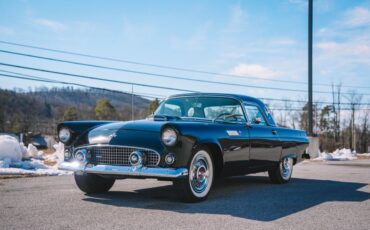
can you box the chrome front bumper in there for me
[58,161,188,178]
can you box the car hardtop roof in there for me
[169,93,265,107]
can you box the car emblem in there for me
[226,130,240,136]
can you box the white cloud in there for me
[315,41,340,50]
[33,18,67,32]
[342,7,370,28]
[316,40,370,57]
[228,64,278,78]
[317,27,330,35]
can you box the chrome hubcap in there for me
[280,158,293,180]
[189,151,213,197]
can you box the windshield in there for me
[154,96,246,122]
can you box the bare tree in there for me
[344,90,363,151]
[360,108,369,153]
[331,83,342,143]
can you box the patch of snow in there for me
[314,148,357,161]
[0,158,12,168]
[0,167,70,176]
[23,143,43,159]
[0,135,70,176]
[0,135,25,162]
[45,142,64,163]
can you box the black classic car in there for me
[58,93,309,202]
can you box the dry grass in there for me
[357,154,370,160]
[42,148,56,155]
[0,174,45,179]
[43,160,57,166]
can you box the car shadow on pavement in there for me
[83,176,370,221]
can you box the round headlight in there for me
[59,128,71,143]
[161,127,178,146]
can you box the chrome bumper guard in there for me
[58,161,188,178]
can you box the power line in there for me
[1,61,370,105]
[0,72,166,100]
[1,58,369,96]
[0,69,167,99]
[0,50,312,94]
[2,69,370,108]
[1,40,368,89]
[269,107,370,111]
[260,97,370,106]
[1,71,366,112]
[0,62,198,93]
[2,71,369,111]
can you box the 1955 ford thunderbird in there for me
[58,93,309,202]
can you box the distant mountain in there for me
[0,87,151,135]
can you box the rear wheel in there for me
[74,173,115,194]
[268,157,293,184]
[174,149,214,202]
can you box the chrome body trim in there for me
[74,144,161,167]
[58,161,188,178]
[74,144,160,154]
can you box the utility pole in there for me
[351,104,356,151]
[308,0,313,136]
[131,84,134,120]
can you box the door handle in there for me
[272,130,277,135]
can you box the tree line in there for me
[272,86,369,153]
[0,87,151,135]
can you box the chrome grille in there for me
[87,146,160,167]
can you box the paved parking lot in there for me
[1,160,370,230]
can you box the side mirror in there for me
[253,117,261,124]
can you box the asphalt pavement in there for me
[1,160,370,230]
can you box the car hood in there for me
[95,120,166,132]
[87,120,166,144]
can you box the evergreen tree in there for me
[147,98,160,115]
[63,107,78,121]
[94,98,117,120]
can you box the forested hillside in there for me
[0,87,151,135]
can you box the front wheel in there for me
[74,173,115,194]
[268,157,294,184]
[174,149,214,202]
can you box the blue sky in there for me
[0,0,370,105]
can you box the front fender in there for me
[57,121,115,146]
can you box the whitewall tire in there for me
[174,148,214,202]
[268,157,294,184]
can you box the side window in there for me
[244,105,267,126]
[204,105,245,122]
[162,103,182,117]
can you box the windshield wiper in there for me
[153,115,182,121]
[181,117,213,122]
